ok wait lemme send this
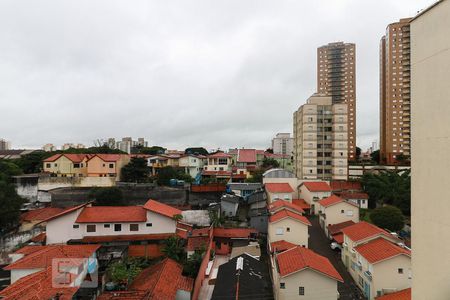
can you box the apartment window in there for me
[104,224,110,228]
[130,224,139,231]
[102,164,106,167]
[114,224,122,232]
[73,163,80,168]
[54,163,58,167]
[87,225,96,233]
[218,158,228,165]
[280,282,285,289]
[276,228,283,235]
[286,227,290,232]
[358,275,364,287]
[299,287,305,296]
[73,224,79,229]
[109,163,114,168]
[398,268,404,274]
[146,223,153,227]
[46,163,51,168]
[341,209,345,214]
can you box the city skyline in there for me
[0,0,434,150]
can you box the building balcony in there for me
[364,271,372,281]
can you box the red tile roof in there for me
[276,246,343,282]
[21,207,65,222]
[237,149,257,163]
[265,183,294,193]
[340,192,369,199]
[355,238,411,264]
[327,220,356,236]
[143,200,182,218]
[318,194,344,207]
[332,233,344,244]
[269,200,304,214]
[13,245,46,255]
[0,266,79,300]
[208,152,232,158]
[81,233,174,243]
[375,288,411,300]
[39,202,90,223]
[301,181,332,192]
[202,170,232,177]
[75,206,147,223]
[269,210,311,226]
[31,232,46,243]
[292,199,311,210]
[88,154,124,162]
[341,221,392,243]
[43,154,63,162]
[43,153,90,163]
[5,244,100,270]
[270,240,297,253]
[330,180,362,191]
[213,228,257,238]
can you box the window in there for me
[103,164,106,167]
[276,228,284,235]
[87,225,96,232]
[280,282,285,289]
[104,224,110,228]
[218,158,228,165]
[398,268,404,274]
[109,163,114,168]
[73,163,80,168]
[46,163,51,168]
[346,210,354,216]
[358,275,364,287]
[73,224,79,229]
[299,287,305,296]
[130,224,139,231]
[54,163,58,167]
[341,209,345,214]
[146,223,153,227]
[286,227,290,232]
[114,224,122,232]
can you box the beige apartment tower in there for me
[411,1,450,299]
[293,93,348,181]
[317,42,356,161]
[380,18,412,165]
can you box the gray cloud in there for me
[0,0,434,151]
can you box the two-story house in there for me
[179,154,204,178]
[265,183,295,203]
[271,246,343,300]
[268,207,311,248]
[42,200,182,244]
[43,154,90,177]
[341,222,411,299]
[317,194,359,236]
[86,154,130,180]
[299,181,332,214]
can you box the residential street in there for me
[308,216,365,300]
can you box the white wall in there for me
[299,185,331,214]
[46,209,84,244]
[11,268,41,283]
[268,218,309,247]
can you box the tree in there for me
[0,161,25,232]
[162,236,185,262]
[356,147,362,160]
[185,147,208,156]
[183,250,205,278]
[245,169,264,183]
[121,158,151,183]
[140,146,166,155]
[262,157,279,169]
[107,258,144,286]
[90,187,125,206]
[156,166,193,186]
[395,154,410,164]
[371,150,380,164]
[13,151,52,174]
[370,206,405,232]
[361,170,411,215]
[265,148,273,154]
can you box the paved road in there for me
[308,216,365,300]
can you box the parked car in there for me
[330,242,342,251]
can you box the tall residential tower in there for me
[293,93,348,181]
[380,18,412,165]
[317,42,356,160]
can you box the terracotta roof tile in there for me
[265,183,294,193]
[327,220,356,236]
[301,181,332,192]
[21,207,65,222]
[43,154,63,162]
[276,246,343,282]
[5,244,100,270]
[143,200,182,218]
[354,238,411,264]
[341,221,391,243]
[39,202,90,223]
[292,199,311,209]
[332,233,344,244]
[208,152,232,158]
[318,194,344,207]
[75,206,147,223]
[270,240,297,253]
[30,232,46,243]
[269,210,311,226]
[269,200,304,214]
[375,288,411,300]
[237,149,257,163]
[88,154,125,162]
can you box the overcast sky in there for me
[0,0,434,151]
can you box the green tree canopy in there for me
[162,236,185,262]
[139,146,166,155]
[361,170,410,215]
[90,187,125,206]
[120,157,151,183]
[156,166,193,186]
[0,161,25,231]
[370,205,405,232]
[371,150,380,164]
[13,151,52,174]
[262,157,280,169]
[356,147,362,160]
[184,147,208,156]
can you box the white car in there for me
[330,242,342,251]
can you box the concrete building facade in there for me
[272,133,294,155]
[380,18,412,165]
[317,42,356,160]
[0,138,11,150]
[293,93,348,181]
[411,1,450,299]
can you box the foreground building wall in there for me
[411,1,450,299]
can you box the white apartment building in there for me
[293,93,348,181]
[272,133,294,155]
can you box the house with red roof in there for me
[86,154,131,180]
[340,192,369,209]
[265,182,295,203]
[299,181,332,214]
[340,222,410,299]
[43,200,182,244]
[269,199,305,215]
[271,246,343,300]
[268,208,311,248]
[375,288,411,300]
[20,207,65,231]
[317,195,359,236]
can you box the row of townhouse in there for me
[43,153,130,180]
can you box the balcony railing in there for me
[364,271,372,281]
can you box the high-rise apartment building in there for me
[293,93,348,180]
[0,139,11,150]
[380,18,412,165]
[317,42,356,160]
[411,1,450,299]
[271,133,294,155]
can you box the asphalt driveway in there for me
[308,216,365,300]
